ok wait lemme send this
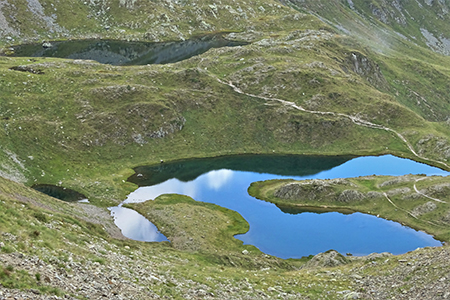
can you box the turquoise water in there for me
[113,155,447,258]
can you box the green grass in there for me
[2,0,450,298]
[129,194,250,253]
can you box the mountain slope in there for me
[2,0,450,298]
[282,0,450,56]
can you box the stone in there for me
[412,201,437,217]
[337,190,365,202]
[30,289,40,294]
[305,250,349,268]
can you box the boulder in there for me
[305,250,349,268]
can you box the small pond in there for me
[32,184,88,202]
[113,155,448,259]
[5,34,247,65]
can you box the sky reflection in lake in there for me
[109,206,168,242]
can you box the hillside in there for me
[283,0,450,56]
[1,1,450,198]
[2,174,450,299]
[1,0,450,298]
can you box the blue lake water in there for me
[109,206,168,242]
[111,155,448,258]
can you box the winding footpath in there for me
[382,192,418,220]
[414,177,447,203]
[216,78,450,170]
[382,191,443,227]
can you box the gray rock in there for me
[379,175,415,187]
[412,201,437,217]
[305,250,349,268]
[364,252,392,261]
[442,210,450,223]
[366,191,383,198]
[42,41,53,48]
[337,190,365,202]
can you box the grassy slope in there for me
[2,27,450,205]
[284,0,450,55]
[1,0,450,297]
[1,1,450,204]
[284,0,450,123]
[0,37,416,204]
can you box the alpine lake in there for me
[112,154,447,259]
[5,34,247,65]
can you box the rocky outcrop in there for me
[386,187,411,196]
[369,1,407,25]
[421,182,450,197]
[119,0,138,9]
[416,134,450,161]
[421,28,450,56]
[337,189,365,202]
[146,116,186,139]
[442,210,450,223]
[0,1,20,37]
[411,201,437,217]
[305,250,349,268]
[274,179,366,203]
[345,51,388,90]
[274,179,353,201]
[366,191,383,199]
[0,148,28,183]
[348,246,450,300]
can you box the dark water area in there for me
[276,205,356,215]
[7,34,247,65]
[128,155,354,187]
[116,155,448,258]
[32,184,87,202]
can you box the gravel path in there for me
[216,78,450,170]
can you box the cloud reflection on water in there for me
[205,169,234,190]
[125,169,234,203]
[125,178,198,203]
[109,206,168,242]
